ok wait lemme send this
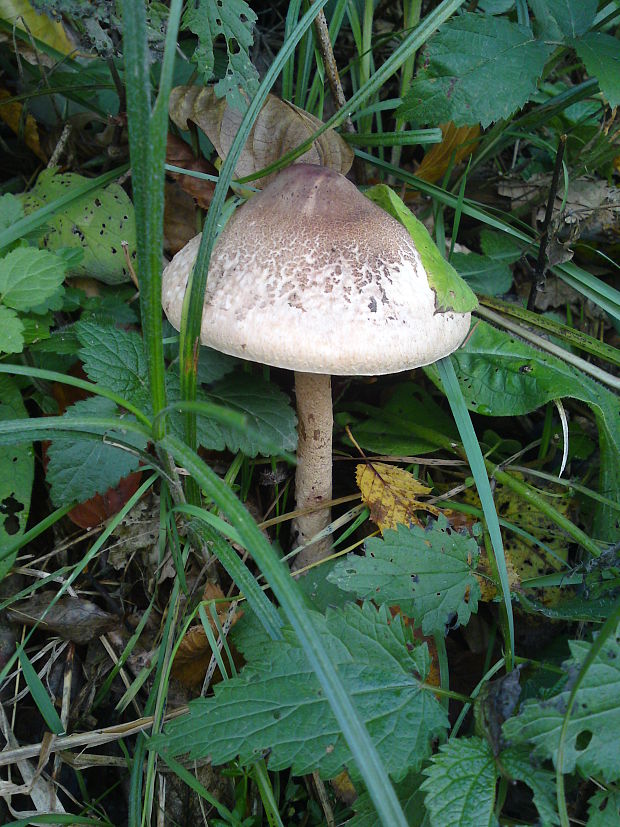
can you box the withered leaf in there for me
[166,133,217,209]
[356,461,440,532]
[169,86,353,186]
[8,592,118,644]
[171,584,243,688]
[415,122,480,184]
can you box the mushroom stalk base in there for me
[291,372,333,571]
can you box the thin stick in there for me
[527,134,567,310]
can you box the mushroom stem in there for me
[291,372,333,570]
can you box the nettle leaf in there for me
[0,247,65,312]
[398,13,550,128]
[0,306,25,354]
[182,0,259,111]
[21,169,137,284]
[46,397,146,507]
[421,737,497,827]
[76,321,151,412]
[165,370,226,451]
[365,185,477,313]
[351,771,427,827]
[154,602,448,779]
[328,516,481,636]
[0,376,34,578]
[427,320,620,542]
[500,746,559,827]
[528,0,597,40]
[573,33,620,108]
[209,372,297,457]
[503,621,620,782]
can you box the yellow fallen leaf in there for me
[416,122,481,184]
[169,85,353,187]
[0,86,46,161]
[356,461,440,533]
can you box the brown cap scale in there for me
[162,164,472,569]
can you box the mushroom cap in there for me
[162,164,471,375]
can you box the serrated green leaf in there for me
[196,346,238,385]
[21,169,137,284]
[46,396,146,507]
[365,185,477,313]
[0,192,23,234]
[503,621,620,782]
[398,13,550,128]
[499,746,559,827]
[165,370,226,451]
[427,320,620,541]
[421,737,497,827]
[0,247,65,312]
[587,790,620,827]
[450,251,513,296]
[0,305,25,354]
[0,376,33,578]
[529,0,597,40]
[209,372,297,457]
[76,321,151,412]
[573,32,620,108]
[328,516,480,635]
[154,602,448,780]
[182,0,259,111]
[479,230,523,263]
[20,312,53,346]
[351,771,427,827]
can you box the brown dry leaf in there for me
[0,87,46,161]
[164,180,198,254]
[415,122,480,184]
[356,461,440,532]
[171,583,243,688]
[166,133,217,209]
[8,592,118,644]
[169,86,353,186]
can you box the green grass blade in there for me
[159,432,409,827]
[436,356,515,667]
[16,647,64,735]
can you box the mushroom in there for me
[162,164,473,570]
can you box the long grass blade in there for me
[436,356,515,666]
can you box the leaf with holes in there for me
[0,376,33,578]
[153,602,448,780]
[503,621,620,782]
[182,0,259,112]
[398,13,550,127]
[21,169,137,284]
[328,517,481,636]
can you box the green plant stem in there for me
[490,466,602,558]
[390,0,422,173]
[121,0,183,440]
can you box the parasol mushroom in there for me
[162,164,475,570]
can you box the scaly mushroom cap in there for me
[162,164,470,374]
